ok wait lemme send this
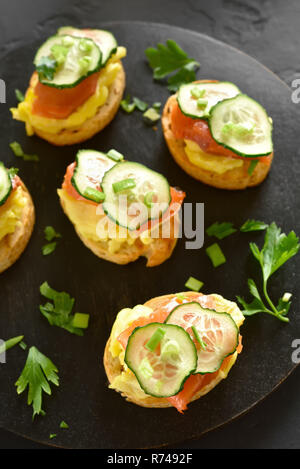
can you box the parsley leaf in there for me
[15,346,59,419]
[145,39,200,91]
[39,282,88,335]
[42,242,57,256]
[240,219,268,232]
[237,223,300,322]
[44,226,62,242]
[206,222,237,240]
[60,420,69,429]
[36,56,58,81]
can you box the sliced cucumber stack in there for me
[0,163,13,206]
[34,34,102,88]
[57,26,118,67]
[125,323,197,398]
[177,81,240,119]
[165,302,239,374]
[71,150,116,203]
[101,161,171,230]
[209,94,273,157]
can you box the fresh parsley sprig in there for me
[15,346,59,419]
[39,282,89,335]
[145,39,200,92]
[237,222,300,322]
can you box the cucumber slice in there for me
[0,163,13,206]
[177,81,240,119]
[101,162,171,230]
[165,302,239,374]
[57,26,118,66]
[34,34,102,88]
[209,94,273,157]
[125,323,197,398]
[71,150,116,202]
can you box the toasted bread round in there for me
[60,195,179,267]
[0,182,35,274]
[162,91,273,190]
[27,64,125,146]
[104,292,241,409]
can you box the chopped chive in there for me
[176,293,186,301]
[133,97,148,112]
[206,243,226,267]
[143,108,160,125]
[145,327,166,352]
[139,357,154,379]
[107,149,124,162]
[248,160,258,175]
[0,335,24,355]
[240,219,268,232]
[60,420,69,429]
[282,292,292,302]
[144,191,155,208]
[152,102,161,110]
[197,98,208,109]
[42,242,57,256]
[15,89,25,102]
[191,326,206,350]
[206,221,236,240]
[120,94,136,113]
[9,141,23,157]
[8,167,19,179]
[72,313,90,329]
[83,187,105,203]
[185,276,204,292]
[19,341,27,351]
[161,339,180,360]
[49,434,57,440]
[113,178,136,193]
[190,87,205,99]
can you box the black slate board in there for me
[0,21,300,449]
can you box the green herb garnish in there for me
[143,107,160,125]
[0,335,24,355]
[49,434,57,439]
[206,222,236,240]
[240,219,268,233]
[133,97,148,112]
[8,167,19,179]
[9,141,39,162]
[145,40,200,92]
[120,94,136,113]
[72,313,90,329]
[83,187,105,203]
[15,89,25,102]
[145,327,166,352]
[206,243,226,267]
[42,242,57,256]
[44,226,62,242]
[191,326,206,350]
[248,160,258,175]
[237,222,300,322]
[107,149,124,162]
[19,341,27,351]
[36,56,58,81]
[113,178,136,193]
[185,276,203,292]
[60,420,69,429]
[15,346,59,419]
[39,282,88,335]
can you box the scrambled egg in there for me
[184,139,244,174]
[11,47,126,136]
[58,188,152,254]
[108,295,245,401]
[0,187,26,242]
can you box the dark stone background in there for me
[0,0,299,449]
